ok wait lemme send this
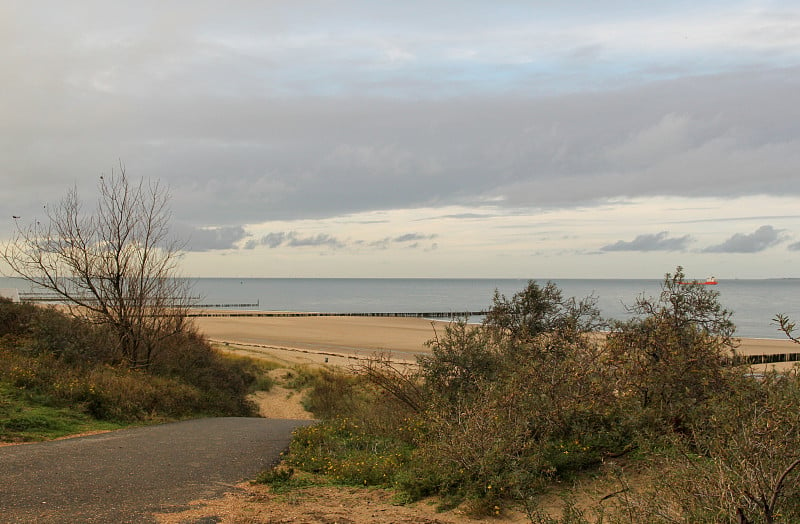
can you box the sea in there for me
[3,277,800,340]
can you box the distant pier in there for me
[191,302,260,309]
[17,292,259,309]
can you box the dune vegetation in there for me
[0,297,261,444]
[265,267,800,523]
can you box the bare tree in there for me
[2,167,193,369]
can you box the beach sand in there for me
[193,314,438,366]
[193,313,800,371]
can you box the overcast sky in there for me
[2,1,800,278]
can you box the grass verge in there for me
[0,382,125,443]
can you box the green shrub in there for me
[0,297,37,337]
[221,353,280,392]
[406,281,625,511]
[255,464,295,484]
[28,308,120,364]
[149,331,257,416]
[252,374,275,392]
[606,266,740,436]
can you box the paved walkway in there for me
[0,417,313,523]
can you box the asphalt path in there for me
[0,417,314,523]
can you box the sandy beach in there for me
[193,313,800,371]
[193,314,438,366]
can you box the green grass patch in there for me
[0,383,124,443]
[285,418,415,488]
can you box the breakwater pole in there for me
[732,352,800,365]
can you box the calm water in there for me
[188,277,800,339]
[3,277,800,339]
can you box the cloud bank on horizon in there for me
[2,1,800,277]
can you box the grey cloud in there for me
[436,213,494,220]
[175,224,247,251]
[601,231,692,252]
[703,225,784,253]
[669,215,800,224]
[259,232,287,248]
[368,233,437,249]
[1,68,798,235]
[287,233,345,249]
[788,241,800,251]
[394,233,436,243]
[245,231,435,250]
[1,3,800,239]
[247,231,346,250]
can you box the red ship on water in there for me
[679,276,717,285]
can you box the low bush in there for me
[220,352,280,392]
[149,330,257,417]
[613,367,800,523]
[0,298,37,338]
[299,368,369,419]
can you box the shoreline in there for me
[193,312,800,371]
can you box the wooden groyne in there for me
[188,310,486,319]
[733,353,800,365]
